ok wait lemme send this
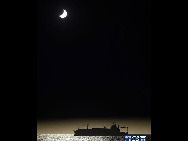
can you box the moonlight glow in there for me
[60,9,67,18]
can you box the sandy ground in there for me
[37,118,151,134]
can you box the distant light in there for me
[60,9,67,18]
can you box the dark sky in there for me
[37,0,151,120]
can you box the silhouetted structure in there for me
[74,123,128,136]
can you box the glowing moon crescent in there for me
[59,9,67,18]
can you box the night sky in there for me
[37,0,151,120]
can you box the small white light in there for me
[59,9,67,18]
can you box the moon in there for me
[59,9,67,18]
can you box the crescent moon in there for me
[59,9,67,18]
